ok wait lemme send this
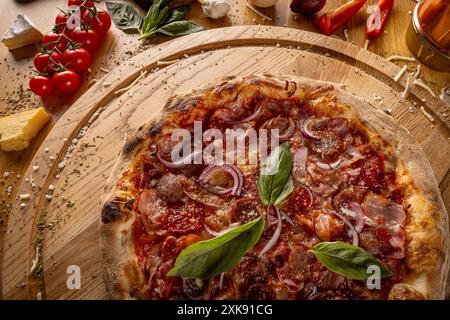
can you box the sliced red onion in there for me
[285,80,297,97]
[315,157,342,170]
[277,117,296,141]
[300,116,322,142]
[231,103,263,124]
[348,202,366,233]
[293,147,308,178]
[157,150,201,168]
[259,205,282,256]
[199,164,244,196]
[204,222,241,237]
[332,210,359,246]
[340,205,376,230]
[281,211,295,227]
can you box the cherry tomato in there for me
[55,12,68,26]
[33,51,62,74]
[68,0,94,8]
[29,75,54,97]
[83,10,112,35]
[42,31,68,52]
[52,69,81,94]
[70,27,100,52]
[62,47,91,73]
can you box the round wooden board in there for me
[2,26,449,300]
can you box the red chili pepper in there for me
[314,0,367,35]
[365,0,394,38]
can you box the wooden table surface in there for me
[0,0,449,299]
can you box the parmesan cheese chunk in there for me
[1,13,43,50]
[0,107,50,152]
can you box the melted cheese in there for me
[0,107,50,152]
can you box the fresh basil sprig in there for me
[257,142,294,206]
[140,0,203,39]
[309,241,393,280]
[106,2,142,32]
[167,217,265,279]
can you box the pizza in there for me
[100,75,448,300]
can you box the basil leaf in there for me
[274,177,294,205]
[257,142,293,206]
[309,241,393,280]
[156,20,204,37]
[106,2,142,32]
[166,5,191,24]
[167,217,265,279]
[141,0,165,35]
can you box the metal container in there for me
[406,0,450,72]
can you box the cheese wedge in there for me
[0,107,50,152]
[1,13,43,50]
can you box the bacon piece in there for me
[135,189,166,224]
[364,193,406,258]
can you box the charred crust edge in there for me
[123,135,144,155]
[102,200,122,224]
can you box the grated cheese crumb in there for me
[387,55,416,62]
[413,79,436,97]
[420,106,435,122]
[394,65,408,82]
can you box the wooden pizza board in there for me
[2,26,449,300]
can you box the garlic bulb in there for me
[248,0,279,8]
[198,0,231,19]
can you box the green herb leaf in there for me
[167,217,265,279]
[166,5,191,24]
[105,2,142,32]
[257,142,293,206]
[141,0,165,35]
[156,20,204,37]
[309,241,393,280]
[274,177,294,205]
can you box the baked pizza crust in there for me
[100,74,449,300]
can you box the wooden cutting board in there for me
[2,26,449,300]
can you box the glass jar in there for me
[406,0,450,71]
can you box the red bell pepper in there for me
[314,0,367,35]
[365,0,395,38]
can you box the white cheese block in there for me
[1,13,43,50]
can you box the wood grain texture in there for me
[0,0,449,299]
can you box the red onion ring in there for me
[199,164,244,196]
[231,103,263,124]
[277,117,296,141]
[285,80,297,97]
[259,205,282,256]
[300,116,322,142]
[315,157,342,170]
[157,150,201,168]
[347,202,366,233]
[293,147,308,177]
[332,210,359,246]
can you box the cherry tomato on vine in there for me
[42,30,69,52]
[52,69,81,94]
[62,47,91,73]
[68,0,94,8]
[82,10,112,35]
[33,51,62,74]
[55,12,68,26]
[70,27,100,52]
[29,75,54,97]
